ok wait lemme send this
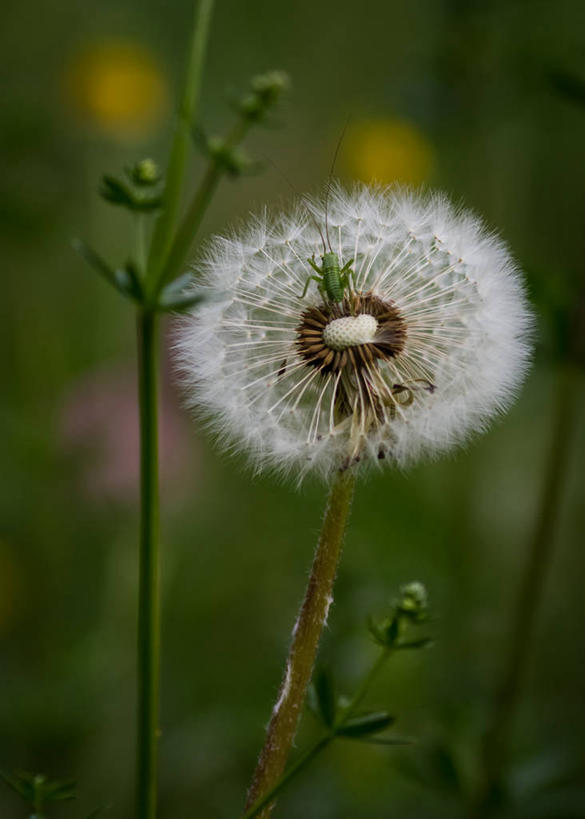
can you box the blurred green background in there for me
[1,0,585,816]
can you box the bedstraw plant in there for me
[74,2,288,817]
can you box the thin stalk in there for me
[244,469,357,818]
[147,0,214,292]
[334,646,392,726]
[136,214,147,280]
[136,309,161,819]
[473,365,579,816]
[160,119,250,287]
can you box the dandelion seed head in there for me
[175,183,533,481]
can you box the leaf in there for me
[157,291,207,313]
[367,615,387,646]
[72,239,137,301]
[123,261,144,301]
[43,778,76,802]
[100,175,136,207]
[386,616,400,645]
[100,175,162,213]
[312,668,336,728]
[0,769,30,799]
[397,637,434,651]
[162,272,194,296]
[350,735,414,747]
[336,711,395,738]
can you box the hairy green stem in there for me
[243,737,331,819]
[244,642,393,819]
[136,309,161,819]
[244,469,357,818]
[147,0,214,292]
[473,365,579,816]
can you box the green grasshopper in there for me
[299,251,356,302]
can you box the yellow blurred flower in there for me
[65,40,169,139]
[344,118,434,185]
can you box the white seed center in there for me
[322,314,378,351]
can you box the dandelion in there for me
[175,182,533,818]
[176,183,532,481]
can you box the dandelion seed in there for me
[175,183,533,480]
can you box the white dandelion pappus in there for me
[175,183,533,480]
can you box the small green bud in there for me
[239,70,290,122]
[208,137,252,176]
[397,581,429,621]
[251,70,290,103]
[130,158,160,186]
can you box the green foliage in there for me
[368,581,432,649]
[237,70,290,124]
[99,174,163,214]
[0,770,75,816]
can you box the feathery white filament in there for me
[175,183,533,481]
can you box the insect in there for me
[300,251,356,301]
[297,119,357,304]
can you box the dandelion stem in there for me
[473,364,579,816]
[244,636,396,819]
[147,0,214,292]
[243,736,332,819]
[244,468,357,818]
[136,308,161,819]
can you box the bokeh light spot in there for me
[344,118,434,185]
[65,40,169,140]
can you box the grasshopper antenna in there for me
[265,156,327,254]
[324,115,351,252]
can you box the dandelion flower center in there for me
[296,292,407,376]
[322,314,378,351]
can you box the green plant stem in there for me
[244,469,357,818]
[147,0,214,292]
[136,215,147,278]
[335,647,392,726]
[473,365,579,817]
[136,309,161,819]
[160,119,250,287]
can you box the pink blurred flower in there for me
[60,361,197,503]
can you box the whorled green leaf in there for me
[367,615,389,647]
[72,240,136,300]
[157,290,207,313]
[100,175,163,213]
[350,735,414,747]
[0,768,30,799]
[336,711,395,738]
[0,770,76,806]
[312,668,336,728]
[72,240,145,304]
[396,637,434,651]
[41,778,76,802]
